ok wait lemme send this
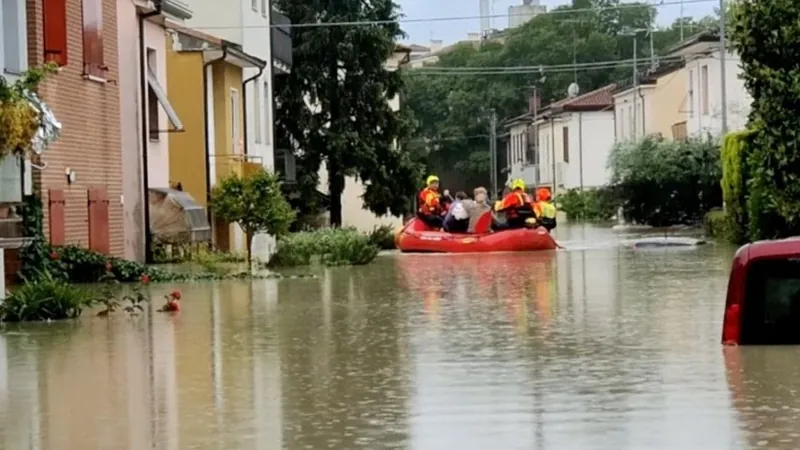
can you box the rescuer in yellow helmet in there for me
[417,175,444,228]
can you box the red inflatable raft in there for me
[395,213,558,253]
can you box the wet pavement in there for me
[1,224,799,449]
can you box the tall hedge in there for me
[720,131,751,243]
[730,0,800,240]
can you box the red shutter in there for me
[42,0,68,66]
[82,0,105,77]
[48,189,66,245]
[87,188,110,254]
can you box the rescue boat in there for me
[395,212,558,253]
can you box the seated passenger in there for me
[443,191,470,233]
[493,179,533,230]
[467,187,492,233]
[534,187,557,231]
[417,175,444,229]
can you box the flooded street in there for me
[1,224,800,449]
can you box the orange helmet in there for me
[536,188,551,202]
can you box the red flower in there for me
[167,300,181,312]
[170,291,181,300]
[49,251,59,260]
[105,262,113,272]
[140,274,151,284]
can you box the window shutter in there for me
[42,0,68,66]
[82,0,105,77]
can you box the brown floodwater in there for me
[0,224,799,449]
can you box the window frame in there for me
[253,81,261,144]
[263,80,271,144]
[42,0,67,67]
[2,0,29,75]
[81,0,106,80]
[562,126,569,163]
[700,65,709,115]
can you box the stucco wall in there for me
[562,111,615,189]
[650,69,689,139]
[144,22,170,188]
[165,46,206,205]
[117,0,144,260]
[684,52,750,137]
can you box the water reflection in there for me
[0,224,791,448]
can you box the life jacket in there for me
[500,191,532,219]
[418,187,441,215]
[534,201,556,219]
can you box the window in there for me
[562,126,569,162]
[619,108,625,139]
[43,0,68,66]
[261,0,266,16]
[0,156,22,202]
[82,0,105,78]
[740,259,800,345]
[251,0,257,11]
[701,65,709,115]
[147,48,159,140]
[263,80,271,144]
[688,69,694,117]
[2,0,26,73]
[671,121,688,141]
[231,88,240,154]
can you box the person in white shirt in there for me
[443,191,471,233]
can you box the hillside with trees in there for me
[403,0,719,190]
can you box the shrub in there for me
[269,228,379,267]
[720,131,752,243]
[556,187,619,221]
[703,209,733,242]
[368,225,397,250]
[730,0,800,240]
[210,169,295,264]
[0,272,97,322]
[48,245,180,283]
[608,136,722,226]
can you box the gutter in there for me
[203,49,227,224]
[138,1,162,263]
[242,66,264,156]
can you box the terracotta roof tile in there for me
[548,84,616,111]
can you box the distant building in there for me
[508,0,546,29]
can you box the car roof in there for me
[742,237,800,261]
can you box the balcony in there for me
[271,9,292,74]
[211,154,265,180]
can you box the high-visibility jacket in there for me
[496,190,532,218]
[418,187,442,215]
[534,201,556,219]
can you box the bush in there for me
[556,187,619,221]
[608,136,722,226]
[730,0,800,240]
[210,169,295,264]
[269,228,380,267]
[48,245,180,283]
[720,131,752,243]
[703,209,733,242]
[1,272,97,322]
[368,225,397,250]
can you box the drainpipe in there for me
[203,49,228,224]
[550,118,556,191]
[242,66,264,156]
[578,112,584,191]
[138,1,162,263]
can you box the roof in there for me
[666,29,719,56]
[395,43,412,54]
[408,44,431,52]
[541,84,616,114]
[503,112,532,128]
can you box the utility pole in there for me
[489,109,497,199]
[680,0,684,41]
[719,0,728,134]
[632,36,637,137]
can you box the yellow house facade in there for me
[165,29,266,252]
[649,65,690,140]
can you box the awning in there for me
[147,67,184,131]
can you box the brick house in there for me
[27,0,124,256]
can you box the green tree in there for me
[272,0,420,226]
[210,170,295,265]
[403,1,717,191]
[728,0,800,240]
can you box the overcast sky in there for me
[398,0,717,44]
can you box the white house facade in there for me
[612,84,655,142]
[533,85,617,193]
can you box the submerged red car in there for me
[722,237,800,345]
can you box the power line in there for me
[411,56,684,72]
[189,0,715,30]
[405,57,686,75]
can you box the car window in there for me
[741,259,800,345]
